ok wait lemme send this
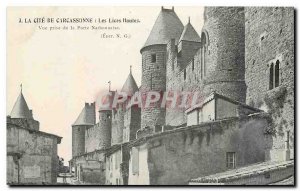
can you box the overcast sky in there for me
[7,6,204,162]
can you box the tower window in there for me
[269,60,280,90]
[184,69,186,80]
[226,152,236,169]
[275,60,280,88]
[192,58,194,71]
[151,54,156,63]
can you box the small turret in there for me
[177,19,201,70]
[72,102,95,157]
[141,7,183,130]
[10,84,33,119]
[9,85,39,131]
[122,67,141,142]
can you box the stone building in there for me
[69,6,294,185]
[7,89,62,185]
[244,7,294,161]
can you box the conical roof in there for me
[179,21,201,42]
[10,91,33,119]
[142,7,184,50]
[73,103,96,126]
[121,69,138,96]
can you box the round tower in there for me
[201,7,246,102]
[72,102,95,157]
[140,7,184,129]
[98,108,112,149]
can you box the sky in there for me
[7,6,204,163]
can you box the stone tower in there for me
[72,102,95,157]
[140,7,184,130]
[98,107,112,148]
[201,7,247,103]
[245,7,294,160]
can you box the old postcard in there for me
[6,6,295,185]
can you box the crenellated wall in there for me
[85,111,112,153]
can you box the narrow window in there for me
[201,32,207,78]
[184,69,186,80]
[192,58,195,71]
[151,54,156,63]
[275,60,280,88]
[226,152,236,169]
[269,63,274,90]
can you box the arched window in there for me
[269,60,280,90]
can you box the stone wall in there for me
[72,150,106,184]
[7,123,60,184]
[245,7,294,159]
[111,107,124,145]
[7,117,40,131]
[124,106,141,142]
[85,111,112,153]
[128,113,272,185]
[166,40,204,126]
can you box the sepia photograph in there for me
[6,5,295,186]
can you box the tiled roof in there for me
[142,8,184,50]
[10,91,33,119]
[73,103,96,126]
[189,160,294,184]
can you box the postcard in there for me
[6,6,295,185]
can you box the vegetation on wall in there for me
[263,86,287,136]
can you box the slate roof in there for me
[121,70,138,96]
[10,91,33,119]
[142,7,184,50]
[179,22,201,42]
[73,103,96,126]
